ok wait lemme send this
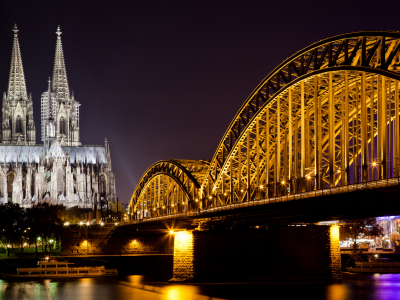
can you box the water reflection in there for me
[2,273,400,300]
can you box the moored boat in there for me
[347,256,400,273]
[1,257,118,279]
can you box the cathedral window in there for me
[7,172,14,198]
[100,175,106,197]
[0,175,3,198]
[57,169,63,193]
[16,116,22,134]
[60,117,66,135]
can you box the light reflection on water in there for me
[1,273,400,300]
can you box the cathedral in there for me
[0,25,116,209]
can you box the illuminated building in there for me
[0,25,116,208]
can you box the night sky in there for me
[0,1,396,204]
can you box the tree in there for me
[340,217,383,252]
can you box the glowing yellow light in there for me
[281,181,285,184]
[172,204,174,207]
[195,199,198,202]
[64,222,69,226]
[7,244,10,248]
[46,256,49,260]
[100,222,104,226]
[260,185,263,189]
[115,223,118,226]
[170,230,174,234]
[307,176,311,179]
[241,189,244,192]
[373,162,377,166]
[224,193,227,196]
[83,240,87,244]
[87,222,90,226]
[79,222,83,225]
[163,206,165,208]
[209,196,212,199]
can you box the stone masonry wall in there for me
[61,225,173,256]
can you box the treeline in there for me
[0,203,66,256]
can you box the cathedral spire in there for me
[52,26,70,102]
[7,24,28,101]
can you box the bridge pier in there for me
[170,225,341,282]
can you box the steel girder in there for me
[205,32,400,202]
[129,160,209,218]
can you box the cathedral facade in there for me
[0,25,116,208]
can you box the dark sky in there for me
[0,1,396,204]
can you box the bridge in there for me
[124,31,400,282]
[129,31,400,223]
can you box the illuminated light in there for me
[281,181,285,184]
[260,185,263,189]
[374,254,379,258]
[195,199,198,202]
[172,231,194,280]
[87,222,90,226]
[100,222,104,226]
[373,162,377,166]
[79,222,83,226]
[83,240,87,244]
[115,223,118,226]
[172,204,174,207]
[7,244,10,248]
[37,237,41,240]
[64,222,69,226]
[49,239,53,243]
[224,193,227,196]
[329,224,342,280]
[23,243,27,246]
[46,256,49,260]
[163,206,165,208]
[169,230,174,234]
[241,189,244,192]
[27,228,30,230]
[307,176,311,179]
[209,196,212,199]
[24,230,26,233]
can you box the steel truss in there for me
[130,160,209,218]
[130,31,400,220]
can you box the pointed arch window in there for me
[8,172,14,198]
[60,117,66,135]
[16,116,22,134]
[100,174,106,197]
[57,169,63,193]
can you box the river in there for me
[1,272,400,300]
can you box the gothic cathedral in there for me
[0,25,116,208]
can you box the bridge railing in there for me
[128,177,400,224]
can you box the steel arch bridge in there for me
[130,160,210,218]
[130,31,400,220]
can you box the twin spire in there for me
[6,24,70,103]
[7,24,27,101]
[52,26,70,102]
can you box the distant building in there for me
[0,25,116,208]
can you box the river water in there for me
[1,273,400,300]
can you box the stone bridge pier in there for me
[170,225,341,282]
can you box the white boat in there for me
[1,257,118,279]
[347,256,400,273]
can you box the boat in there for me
[1,257,118,279]
[347,255,400,273]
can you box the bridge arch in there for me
[129,160,209,219]
[132,31,400,220]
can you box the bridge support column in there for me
[170,225,341,282]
